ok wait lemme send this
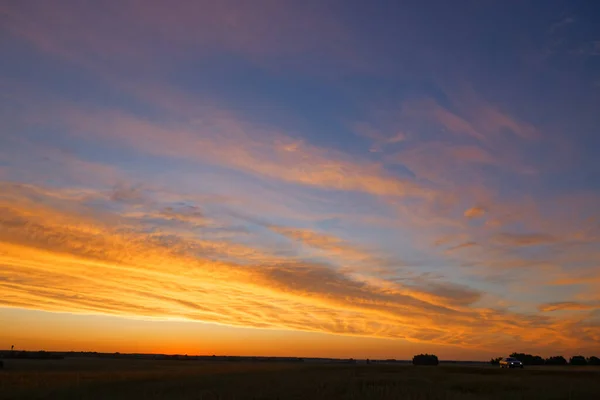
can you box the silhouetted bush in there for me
[510,353,544,365]
[412,354,439,366]
[570,355,587,366]
[588,356,600,365]
[490,357,502,365]
[545,356,567,365]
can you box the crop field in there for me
[1,358,600,399]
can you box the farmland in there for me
[2,357,600,399]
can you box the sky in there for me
[1,0,600,360]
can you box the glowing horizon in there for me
[1,0,599,360]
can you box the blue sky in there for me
[1,0,599,358]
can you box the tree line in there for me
[490,353,600,366]
[412,354,439,365]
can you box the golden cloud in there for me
[0,182,595,353]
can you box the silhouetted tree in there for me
[412,354,439,366]
[532,355,544,365]
[570,355,587,366]
[490,357,502,365]
[545,356,567,365]
[587,356,600,365]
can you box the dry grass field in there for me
[2,358,600,399]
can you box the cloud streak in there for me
[493,232,558,247]
[539,302,600,312]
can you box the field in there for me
[2,358,600,399]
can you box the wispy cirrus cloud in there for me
[464,207,486,219]
[539,301,600,312]
[549,16,575,33]
[492,232,559,247]
[13,95,434,202]
[5,79,599,350]
[267,225,378,265]
[1,182,594,352]
[401,96,539,143]
[446,242,478,253]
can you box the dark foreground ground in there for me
[2,358,600,399]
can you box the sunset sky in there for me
[1,0,600,360]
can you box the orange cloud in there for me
[493,232,558,247]
[464,207,486,218]
[538,302,600,312]
[446,241,478,252]
[268,225,377,265]
[0,182,592,352]
[10,97,588,339]
[549,275,600,286]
